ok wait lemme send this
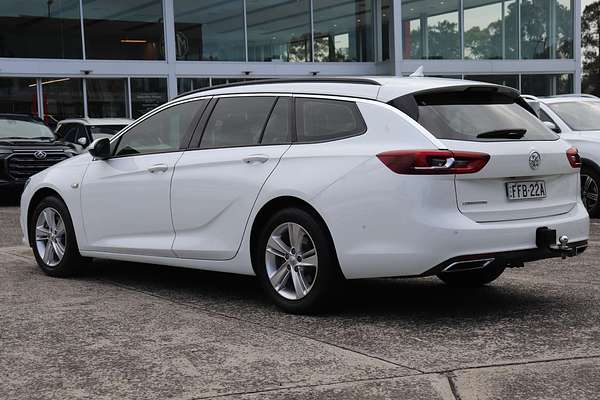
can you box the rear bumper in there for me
[334,200,590,279]
[420,239,588,277]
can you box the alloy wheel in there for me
[35,207,66,267]
[265,222,318,300]
[581,173,599,212]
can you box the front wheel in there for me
[581,167,600,218]
[254,208,341,314]
[437,264,506,287]
[30,196,88,277]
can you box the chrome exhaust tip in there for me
[443,258,495,273]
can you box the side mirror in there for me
[543,121,561,134]
[88,138,111,159]
[77,137,88,146]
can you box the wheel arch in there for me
[581,157,600,174]
[249,196,342,277]
[26,187,67,246]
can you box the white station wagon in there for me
[20,77,589,313]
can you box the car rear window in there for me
[391,90,558,142]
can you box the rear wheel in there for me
[581,167,600,217]
[255,208,340,314]
[437,264,505,287]
[30,196,88,277]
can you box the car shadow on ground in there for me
[80,258,562,322]
[0,191,20,206]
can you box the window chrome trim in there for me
[108,96,213,144]
[105,92,435,154]
[107,97,211,159]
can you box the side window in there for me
[115,100,206,157]
[200,96,276,149]
[55,124,68,139]
[62,124,79,143]
[75,125,88,141]
[261,97,291,145]
[296,98,366,142]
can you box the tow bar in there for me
[536,227,578,260]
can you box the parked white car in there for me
[55,118,133,149]
[20,78,589,313]
[530,95,600,216]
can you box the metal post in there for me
[421,14,427,59]
[36,79,44,119]
[549,0,557,59]
[388,0,403,75]
[459,0,464,59]
[517,0,521,59]
[310,0,315,62]
[79,0,86,59]
[82,78,88,118]
[163,0,178,100]
[243,0,249,62]
[375,0,383,61]
[574,0,582,93]
[502,0,506,59]
[127,77,133,119]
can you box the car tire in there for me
[254,207,341,314]
[581,166,600,218]
[30,196,89,277]
[436,263,506,287]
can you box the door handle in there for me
[147,163,168,173]
[242,155,269,164]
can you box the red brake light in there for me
[566,147,581,168]
[377,150,490,175]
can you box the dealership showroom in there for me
[0,0,582,121]
[2,1,600,399]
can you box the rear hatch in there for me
[392,87,579,222]
[442,140,577,222]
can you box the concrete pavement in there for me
[1,204,599,399]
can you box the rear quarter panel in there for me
[249,100,445,277]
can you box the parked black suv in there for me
[0,114,76,191]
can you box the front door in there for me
[81,152,183,256]
[81,99,208,256]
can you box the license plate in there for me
[506,180,547,200]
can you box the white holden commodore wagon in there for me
[20,77,589,313]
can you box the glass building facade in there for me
[0,0,580,120]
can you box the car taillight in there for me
[376,150,490,175]
[566,147,581,168]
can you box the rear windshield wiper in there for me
[476,129,526,139]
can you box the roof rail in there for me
[173,77,382,100]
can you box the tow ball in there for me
[536,227,573,260]
[550,235,571,260]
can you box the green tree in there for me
[582,1,600,95]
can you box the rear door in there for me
[406,89,579,222]
[171,95,292,260]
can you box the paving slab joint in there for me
[445,372,462,400]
